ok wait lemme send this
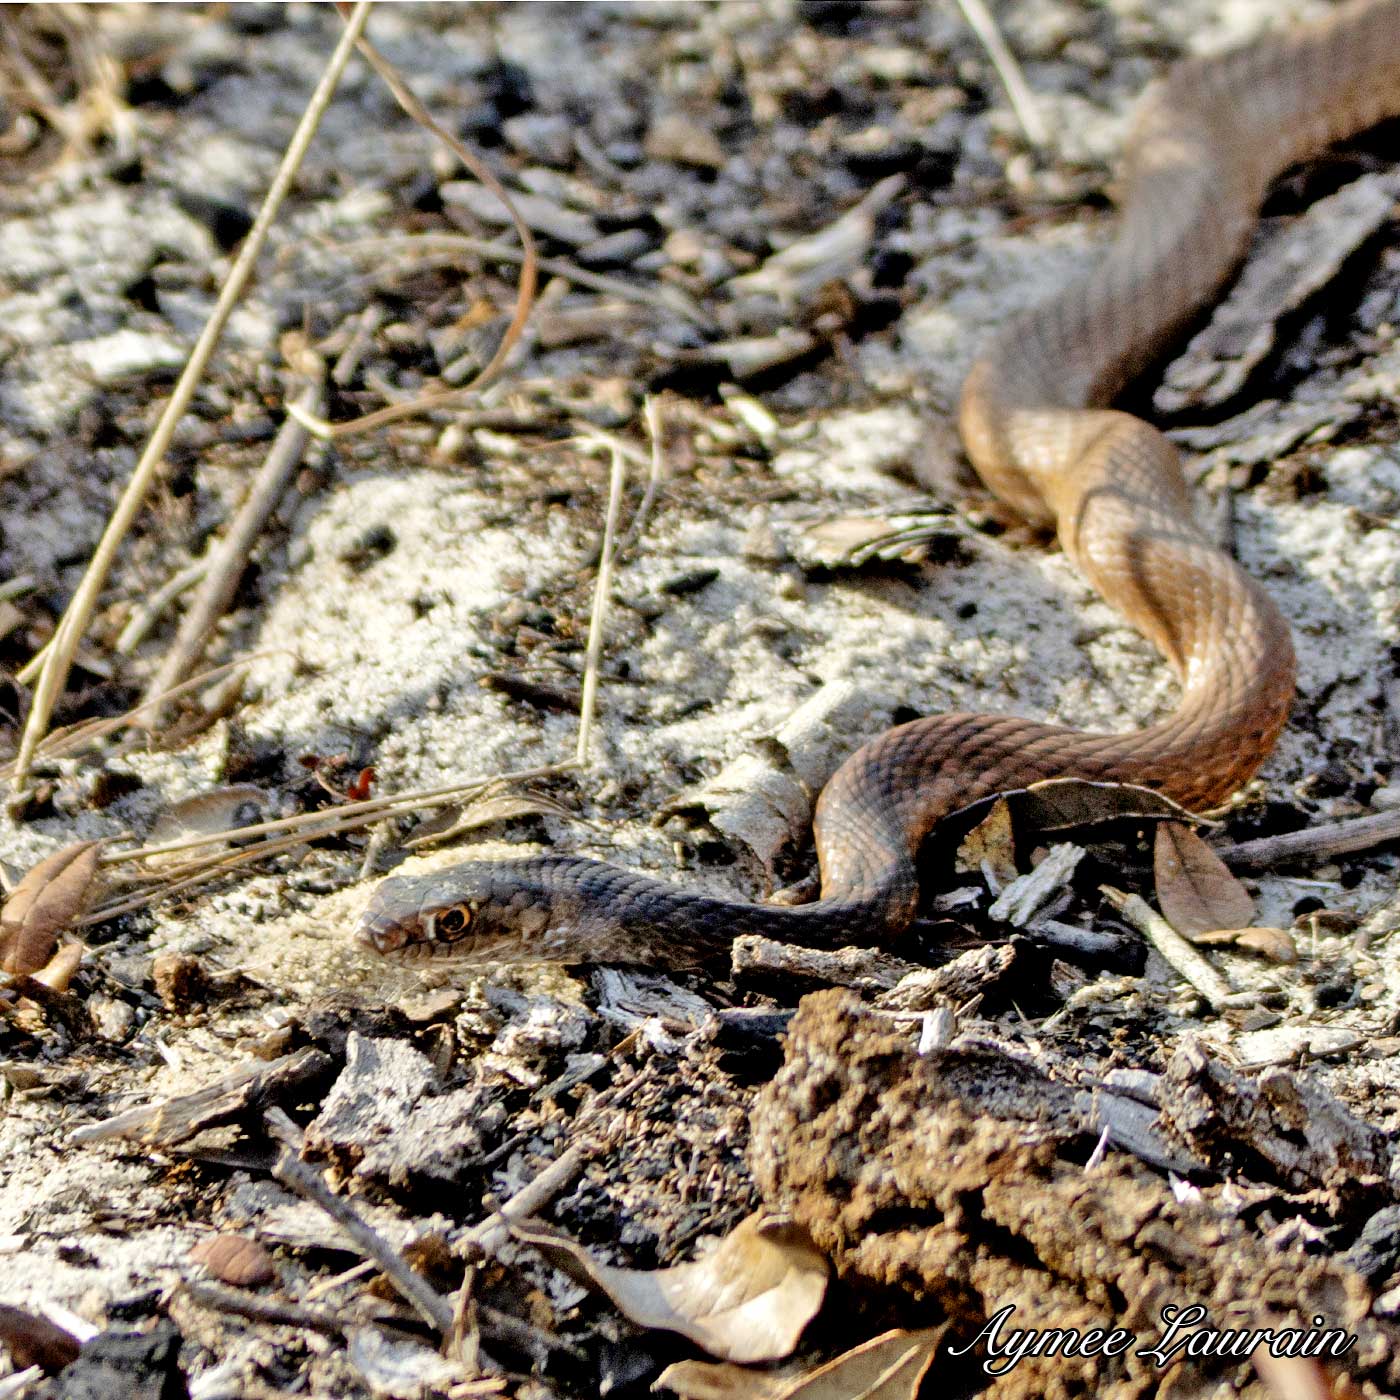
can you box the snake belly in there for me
[358,0,1400,968]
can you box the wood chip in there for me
[987,843,1082,926]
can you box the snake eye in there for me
[434,904,472,942]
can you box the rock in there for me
[645,111,724,170]
[503,112,575,168]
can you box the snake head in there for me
[355,861,571,967]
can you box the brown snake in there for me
[359,0,1400,968]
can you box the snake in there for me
[358,0,1400,969]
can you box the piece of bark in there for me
[875,944,1018,1011]
[987,843,1083,926]
[69,1047,334,1147]
[1160,1041,1392,1196]
[659,682,891,879]
[730,936,921,992]
[304,1033,504,1185]
[1157,170,1400,412]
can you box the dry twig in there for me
[952,0,1048,147]
[1101,886,1243,1013]
[576,442,627,767]
[1216,808,1400,872]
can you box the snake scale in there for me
[359,0,1400,968]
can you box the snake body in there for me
[359,0,1400,968]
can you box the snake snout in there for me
[355,900,414,959]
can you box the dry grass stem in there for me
[576,443,628,768]
[614,395,669,558]
[99,761,579,870]
[0,657,271,781]
[10,1,374,792]
[115,560,208,656]
[141,370,327,708]
[953,0,1048,147]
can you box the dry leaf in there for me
[1154,822,1255,938]
[658,1327,946,1400]
[0,841,102,975]
[512,1212,827,1363]
[1016,778,1194,830]
[31,940,85,992]
[655,1360,789,1400]
[947,778,1193,842]
[0,1303,82,1375]
[955,799,1016,884]
[1193,926,1297,963]
[190,1233,277,1286]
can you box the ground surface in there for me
[2,2,1400,1397]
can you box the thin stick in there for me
[1100,886,1241,1013]
[575,443,627,767]
[141,372,327,708]
[271,1142,455,1335]
[953,0,1049,147]
[184,1281,344,1338]
[1216,809,1400,872]
[11,2,373,791]
[461,1143,594,1258]
[98,761,576,866]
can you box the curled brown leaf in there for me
[511,1212,827,1364]
[1153,822,1255,939]
[1,840,102,975]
